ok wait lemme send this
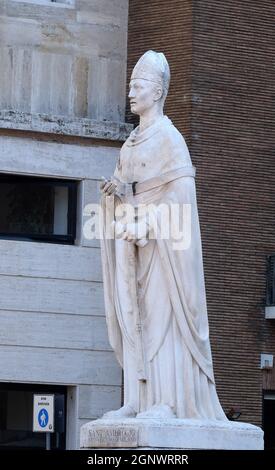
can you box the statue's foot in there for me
[102,404,137,420]
[136,404,176,419]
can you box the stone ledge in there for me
[80,418,264,450]
[0,110,133,142]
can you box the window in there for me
[264,393,275,450]
[0,383,66,450]
[0,174,77,244]
[266,255,275,306]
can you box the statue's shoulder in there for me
[160,117,190,153]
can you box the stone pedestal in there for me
[80,418,264,450]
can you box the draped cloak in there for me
[101,116,226,420]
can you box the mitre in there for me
[131,50,170,91]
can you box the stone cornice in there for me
[0,110,133,142]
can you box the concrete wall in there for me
[0,135,122,448]
[0,0,128,123]
[0,0,130,448]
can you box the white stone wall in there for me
[0,0,129,448]
[0,0,129,122]
[0,135,123,448]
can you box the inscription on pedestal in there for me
[88,426,138,448]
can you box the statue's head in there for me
[129,50,170,117]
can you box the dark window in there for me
[263,393,275,450]
[266,255,275,306]
[0,383,66,450]
[0,174,77,244]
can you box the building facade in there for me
[0,0,275,450]
[0,0,130,449]
[127,0,275,447]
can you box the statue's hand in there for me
[122,220,149,243]
[100,177,117,196]
[114,221,149,247]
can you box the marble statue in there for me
[99,50,227,421]
[80,50,264,450]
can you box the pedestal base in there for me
[80,417,263,450]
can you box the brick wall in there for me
[127,0,275,426]
[127,0,192,140]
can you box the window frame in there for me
[0,174,77,245]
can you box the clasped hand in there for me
[114,220,149,243]
[100,177,117,196]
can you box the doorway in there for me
[0,382,66,450]
[263,392,275,450]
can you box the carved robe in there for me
[101,116,226,419]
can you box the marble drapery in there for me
[101,116,226,420]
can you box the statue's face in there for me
[128,78,162,116]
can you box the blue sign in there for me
[33,395,54,433]
[38,408,49,428]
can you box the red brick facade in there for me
[127,0,193,139]
[127,0,275,426]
